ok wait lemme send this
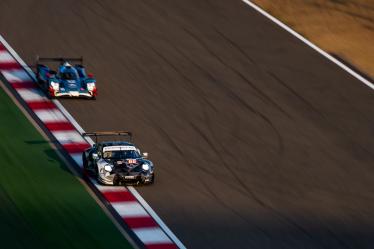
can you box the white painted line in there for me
[241,0,374,90]
[52,100,91,137]
[0,51,15,63]
[70,152,83,167]
[16,88,46,102]
[52,130,87,144]
[128,186,186,249]
[34,109,67,123]
[112,202,150,218]
[133,227,172,244]
[0,36,37,82]
[1,69,31,82]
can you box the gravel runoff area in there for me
[253,0,374,78]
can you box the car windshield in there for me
[61,71,78,80]
[103,150,141,159]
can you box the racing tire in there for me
[82,155,89,176]
[82,154,88,169]
[146,173,155,185]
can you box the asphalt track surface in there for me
[1,1,374,248]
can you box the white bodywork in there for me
[103,146,137,152]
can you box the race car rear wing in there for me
[82,131,133,144]
[36,56,83,65]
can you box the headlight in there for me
[50,82,59,90]
[104,165,112,172]
[142,163,150,171]
[86,82,95,91]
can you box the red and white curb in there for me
[0,35,185,249]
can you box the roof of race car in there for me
[99,141,135,147]
[101,141,137,152]
[103,146,137,152]
[59,64,77,73]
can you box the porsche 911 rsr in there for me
[82,131,154,185]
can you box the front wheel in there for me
[146,173,155,185]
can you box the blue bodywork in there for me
[36,61,97,99]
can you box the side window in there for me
[76,66,86,78]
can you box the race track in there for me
[1,0,374,248]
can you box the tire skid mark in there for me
[182,26,292,120]
[149,118,263,200]
[173,35,285,155]
[189,117,335,249]
[268,71,374,160]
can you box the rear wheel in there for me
[82,154,88,175]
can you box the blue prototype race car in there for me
[36,57,97,99]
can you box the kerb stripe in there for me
[45,121,75,131]
[62,143,90,153]
[11,81,37,89]
[124,217,159,229]
[102,191,137,202]
[146,244,179,249]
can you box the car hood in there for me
[107,158,150,168]
[60,79,82,90]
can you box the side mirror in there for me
[92,153,99,160]
[142,152,149,158]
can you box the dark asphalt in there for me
[1,0,374,248]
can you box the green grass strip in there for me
[0,86,133,249]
